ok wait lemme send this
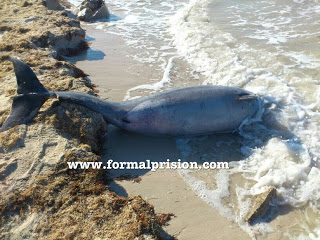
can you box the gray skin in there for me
[0,58,262,136]
[56,85,261,136]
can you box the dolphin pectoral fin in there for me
[0,95,47,132]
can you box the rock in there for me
[245,187,277,224]
[78,7,93,21]
[43,0,63,10]
[90,3,110,20]
[73,0,110,22]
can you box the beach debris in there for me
[0,2,88,58]
[245,187,277,224]
[73,0,110,22]
[0,147,172,239]
[30,28,88,57]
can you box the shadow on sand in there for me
[67,35,106,64]
[65,13,121,64]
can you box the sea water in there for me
[68,0,320,239]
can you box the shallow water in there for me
[69,0,320,239]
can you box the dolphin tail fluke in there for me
[9,57,49,95]
[0,58,50,132]
[0,95,48,132]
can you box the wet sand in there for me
[71,25,251,240]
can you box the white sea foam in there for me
[170,0,320,238]
[124,56,175,100]
[67,0,82,7]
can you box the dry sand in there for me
[72,25,252,240]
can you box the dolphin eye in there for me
[122,118,131,124]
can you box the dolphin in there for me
[0,58,262,136]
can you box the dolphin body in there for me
[0,58,262,136]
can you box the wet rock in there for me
[78,7,93,20]
[245,187,277,224]
[73,0,110,22]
